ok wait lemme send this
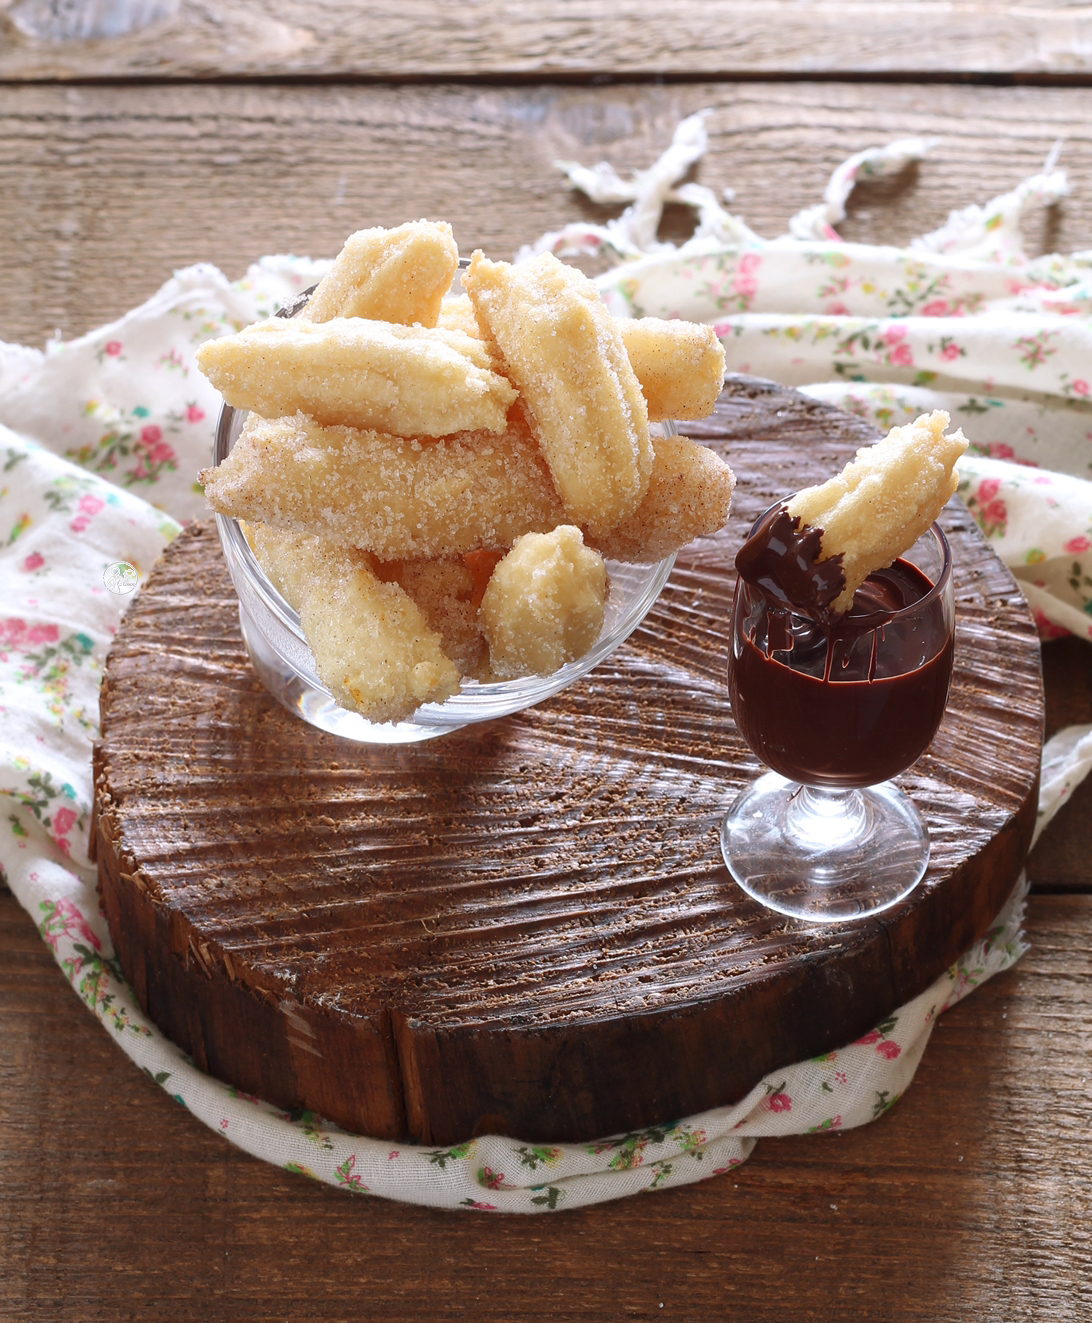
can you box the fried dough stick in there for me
[202,414,735,563]
[615,317,725,422]
[374,557,489,680]
[203,411,566,559]
[787,410,967,613]
[481,527,607,679]
[464,251,652,536]
[306,220,458,326]
[195,317,517,436]
[441,294,724,423]
[592,434,735,563]
[248,523,460,723]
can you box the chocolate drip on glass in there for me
[734,504,846,623]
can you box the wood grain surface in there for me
[93,379,1041,1145]
[3,80,1091,350]
[3,0,1092,81]
[1028,637,1092,892]
[4,886,1091,1321]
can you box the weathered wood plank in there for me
[3,80,1092,349]
[2,0,1092,81]
[1027,637,1092,892]
[3,887,1090,1319]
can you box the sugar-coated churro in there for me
[464,250,652,536]
[202,410,566,558]
[202,414,733,564]
[195,316,516,436]
[305,220,459,326]
[616,317,726,422]
[374,556,489,680]
[589,434,736,564]
[247,523,460,723]
[481,526,607,679]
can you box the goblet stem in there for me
[784,784,868,849]
[720,772,930,923]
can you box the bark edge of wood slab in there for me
[94,377,1043,1146]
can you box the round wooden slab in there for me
[93,377,1043,1146]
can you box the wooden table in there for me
[3,6,1092,1317]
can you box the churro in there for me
[376,556,489,680]
[202,414,733,564]
[481,527,607,679]
[590,434,736,564]
[305,220,458,326]
[195,317,516,436]
[203,410,565,558]
[247,523,460,722]
[738,411,966,617]
[616,318,725,422]
[464,250,652,536]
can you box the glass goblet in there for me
[721,517,954,922]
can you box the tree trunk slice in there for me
[93,376,1043,1146]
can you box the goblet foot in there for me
[720,772,929,922]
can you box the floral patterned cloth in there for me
[0,257,327,523]
[1,123,1090,1211]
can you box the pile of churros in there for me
[198,220,734,723]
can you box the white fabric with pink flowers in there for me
[0,120,1088,1211]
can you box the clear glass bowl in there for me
[211,403,676,743]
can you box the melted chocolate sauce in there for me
[728,557,953,789]
[734,504,846,621]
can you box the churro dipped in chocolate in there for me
[736,411,967,618]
